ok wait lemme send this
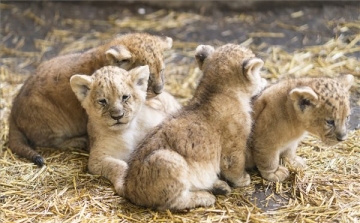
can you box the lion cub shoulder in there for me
[248,75,354,182]
[70,65,180,195]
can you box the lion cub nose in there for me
[111,113,124,121]
[153,84,163,94]
[336,132,347,141]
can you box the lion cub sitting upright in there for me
[248,75,354,182]
[70,65,180,195]
[124,44,267,211]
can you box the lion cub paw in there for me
[291,156,307,169]
[114,180,125,197]
[261,166,289,182]
[212,180,231,195]
[195,191,216,207]
[232,173,251,187]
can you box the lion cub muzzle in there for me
[335,128,347,142]
[110,112,124,121]
[110,110,124,121]
[109,103,126,124]
[148,76,164,95]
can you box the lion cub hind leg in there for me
[233,173,251,187]
[164,190,215,211]
[126,149,216,210]
[220,152,251,187]
[55,136,88,150]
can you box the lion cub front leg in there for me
[281,142,306,170]
[88,150,128,196]
[254,149,289,182]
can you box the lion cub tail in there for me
[8,115,44,166]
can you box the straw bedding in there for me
[1,2,359,222]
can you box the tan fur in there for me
[8,33,172,166]
[124,44,267,211]
[248,75,354,182]
[70,65,180,195]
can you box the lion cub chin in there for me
[70,65,180,195]
[124,44,267,211]
[248,75,354,182]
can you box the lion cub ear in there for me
[105,45,132,65]
[70,75,93,102]
[289,86,318,112]
[159,36,173,50]
[337,74,354,90]
[242,58,264,79]
[195,45,215,71]
[129,65,150,92]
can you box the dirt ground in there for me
[1,1,359,220]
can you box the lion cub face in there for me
[70,66,149,130]
[289,75,353,145]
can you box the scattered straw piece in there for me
[1,4,359,222]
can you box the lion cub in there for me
[248,75,354,182]
[124,44,267,211]
[70,65,180,195]
[9,33,172,166]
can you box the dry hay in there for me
[1,3,360,222]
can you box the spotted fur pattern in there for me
[247,75,354,182]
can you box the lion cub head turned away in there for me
[70,65,180,196]
[105,33,173,96]
[248,75,354,182]
[8,33,172,167]
[124,44,267,211]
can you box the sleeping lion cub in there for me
[248,75,354,182]
[70,65,180,195]
[123,44,267,211]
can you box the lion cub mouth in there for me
[113,120,125,126]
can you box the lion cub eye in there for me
[326,119,335,126]
[116,59,130,65]
[98,99,107,106]
[122,95,131,102]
